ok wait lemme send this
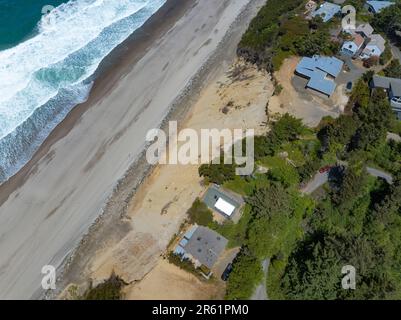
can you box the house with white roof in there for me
[341,22,386,60]
[360,34,386,59]
[202,184,244,221]
[365,1,395,14]
[312,1,342,22]
[341,33,365,56]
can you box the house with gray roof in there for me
[173,225,228,277]
[342,22,386,60]
[355,23,374,38]
[371,75,401,119]
[202,184,244,221]
[365,1,394,14]
[312,2,342,22]
[295,55,344,96]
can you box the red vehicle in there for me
[319,165,332,174]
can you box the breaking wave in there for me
[0,0,166,182]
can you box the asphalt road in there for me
[366,167,393,185]
[302,166,393,195]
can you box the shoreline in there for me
[0,0,197,299]
[0,0,170,185]
[0,0,193,207]
[0,0,264,300]
[53,0,266,299]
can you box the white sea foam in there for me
[0,0,166,182]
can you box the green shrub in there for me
[225,247,263,300]
[82,273,124,300]
[187,198,214,226]
[273,83,283,96]
[383,59,401,78]
[199,156,237,185]
[238,0,337,71]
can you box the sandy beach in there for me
[72,59,272,300]
[0,0,265,299]
[71,55,340,300]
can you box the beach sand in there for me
[0,0,265,299]
[62,58,273,300]
[123,259,224,300]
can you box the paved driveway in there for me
[213,247,240,281]
[387,132,401,142]
[391,44,401,62]
[336,55,365,86]
[301,171,330,194]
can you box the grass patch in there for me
[211,205,252,248]
[223,176,255,196]
[257,156,287,168]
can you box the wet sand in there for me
[0,0,261,299]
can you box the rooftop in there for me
[202,184,243,218]
[312,2,342,22]
[356,23,374,37]
[174,225,199,256]
[366,1,395,13]
[352,33,365,47]
[341,33,365,55]
[368,34,386,52]
[183,226,228,269]
[308,55,343,77]
[372,75,401,97]
[214,198,236,216]
[295,55,344,96]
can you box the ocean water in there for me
[0,0,166,183]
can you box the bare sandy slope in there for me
[0,0,257,299]
[83,58,344,300]
[123,259,223,300]
[84,61,273,299]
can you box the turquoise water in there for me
[0,0,167,182]
[0,0,67,49]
